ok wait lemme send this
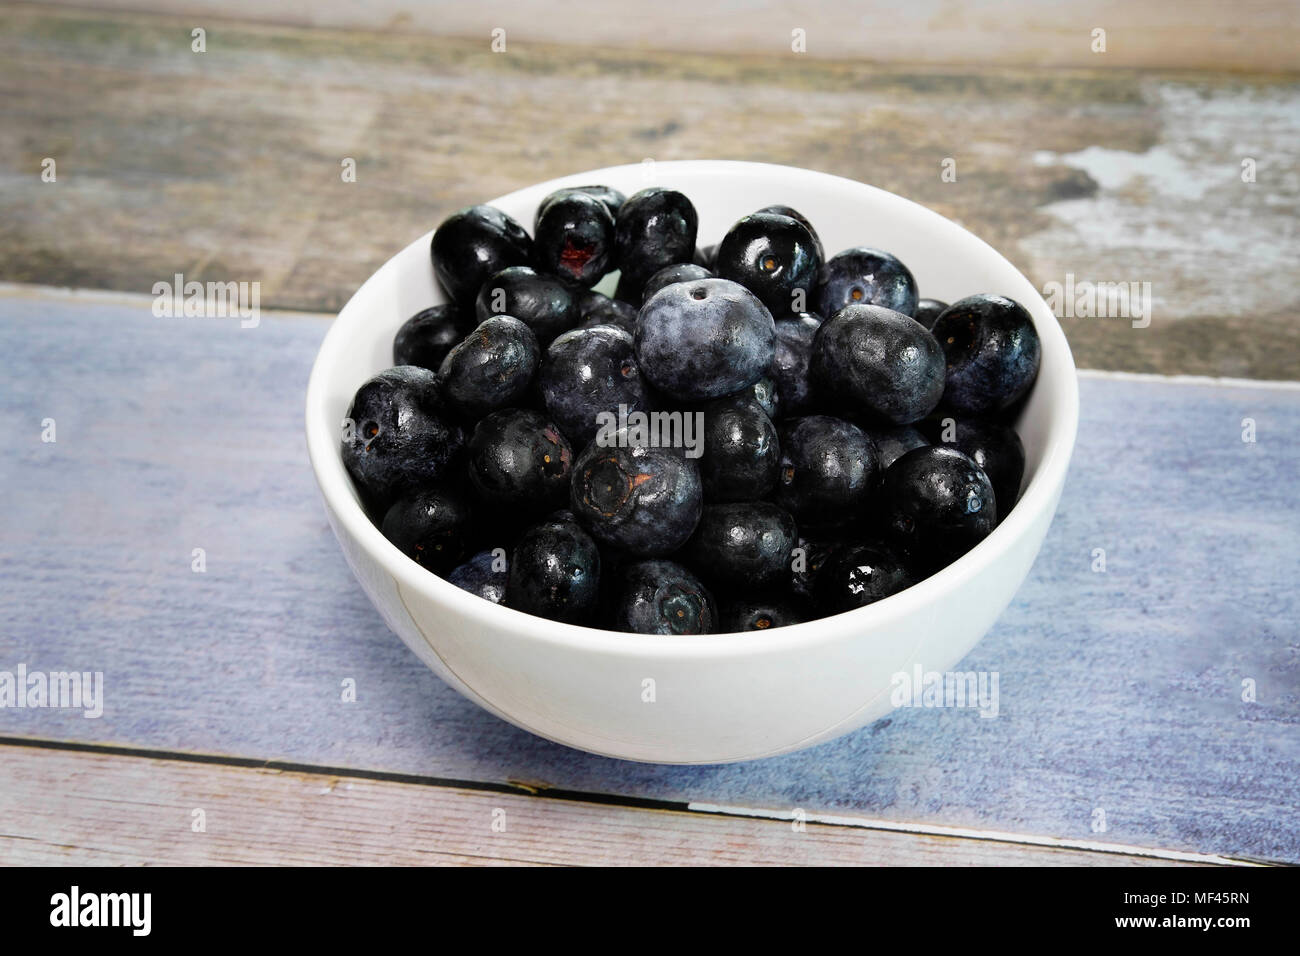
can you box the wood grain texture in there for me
[0,744,1204,866]
[0,291,1296,863]
[1,4,1298,377]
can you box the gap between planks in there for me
[0,741,1212,867]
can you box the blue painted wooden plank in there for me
[0,290,1296,862]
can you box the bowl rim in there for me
[305,159,1079,659]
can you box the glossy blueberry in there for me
[342,366,466,505]
[577,292,639,334]
[921,416,1025,519]
[815,247,918,319]
[931,294,1041,417]
[698,395,779,502]
[570,430,703,556]
[539,325,653,448]
[811,304,945,425]
[635,278,775,402]
[769,312,823,416]
[532,192,616,286]
[438,316,540,419]
[814,541,915,614]
[380,485,472,574]
[613,188,699,298]
[719,597,806,633]
[865,425,929,472]
[431,205,531,307]
[755,204,823,261]
[715,212,822,318]
[446,548,509,604]
[609,560,715,635]
[392,303,474,372]
[789,535,844,601]
[914,298,949,329]
[534,185,625,228]
[881,445,996,571]
[640,263,713,304]
[684,501,797,590]
[505,516,602,624]
[475,266,580,345]
[467,408,572,510]
[775,415,878,526]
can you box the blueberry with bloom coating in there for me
[684,501,797,590]
[635,278,774,402]
[532,192,616,286]
[539,325,653,448]
[570,430,703,556]
[475,266,580,345]
[815,541,915,614]
[881,445,996,571]
[380,485,472,573]
[715,212,821,318]
[931,294,1041,417]
[393,303,474,372]
[815,247,918,319]
[467,408,572,510]
[438,316,540,419]
[811,304,945,426]
[698,395,779,502]
[342,366,466,506]
[431,205,531,307]
[775,415,878,526]
[609,559,716,635]
[505,516,602,624]
[769,312,823,416]
[613,188,699,298]
[446,548,509,604]
[640,262,713,304]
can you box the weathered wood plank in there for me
[0,744,1205,866]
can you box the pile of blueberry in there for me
[341,185,1040,634]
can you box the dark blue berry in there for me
[815,247,918,319]
[745,373,781,420]
[715,212,821,318]
[640,262,713,304]
[380,485,472,573]
[438,316,540,419]
[932,294,1041,417]
[914,298,949,329]
[475,266,580,345]
[811,304,945,425]
[635,278,774,402]
[613,188,699,298]
[467,408,572,510]
[570,431,703,556]
[505,517,602,624]
[342,366,466,506]
[881,445,996,571]
[865,425,930,471]
[532,192,616,286]
[755,204,823,261]
[446,548,509,604]
[921,416,1025,519]
[769,312,823,416]
[684,501,797,590]
[610,559,715,635]
[393,303,474,372]
[719,597,807,633]
[577,292,638,334]
[540,325,653,448]
[535,185,625,227]
[775,415,878,527]
[431,205,531,307]
[790,535,845,602]
[698,395,779,502]
[815,541,915,614]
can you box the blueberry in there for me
[380,485,472,573]
[865,425,930,471]
[755,204,823,261]
[570,430,703,556]
[431,205,531,307]
[815,247,918,319]
[609,559,716,635]
[539,325,653,448]
[814,541,915,614]
[613,188,699,298]
[921,416,1025,519]
[719,597,806,633]
[635,278,775,402]
[745,374,782,420]
[342,366,466,505]
[715,212,821,318]
[698,395,779,502]
[532,192,616,286]
[438,316,540,419]
[810,304,945,425]
[467,408,572,510]
[790,535,845,602]
[769,312,823,416]
[881,445,996,571]
[392,304,474,372]
[577,292,639,334]
[446,548,509,604]
[684,501,797,590]
[931,294,1041,417]
[535,185,625,228]
[475,266,580,345]
[640,263,713,304]
[775,415,878,526]
[914,298,949,329]
[505,516,602,624]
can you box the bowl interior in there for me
[305,160,1077,646]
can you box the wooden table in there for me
[1,4,1297,866]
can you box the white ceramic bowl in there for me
[305,160,1078,764]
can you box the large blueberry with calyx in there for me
[815,247,918,319]
[810,303,945,426]
[931,294,1041,417]
[715,212,822,318]
[635,278,775,402]
[609,559,716,635]
[431,205,531,307]
[540,325,653,449]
